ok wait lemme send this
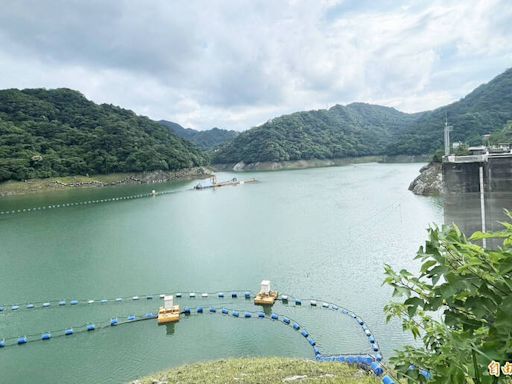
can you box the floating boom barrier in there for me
[0,176,259,217]
[0,288,410,384]
[0,188,183,217]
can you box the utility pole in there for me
[479,165,487,248]
[444,116,453,156]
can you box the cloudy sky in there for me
[0,0,511,130]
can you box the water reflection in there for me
[444,191,512,246]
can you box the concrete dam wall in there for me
[443,155,512,238]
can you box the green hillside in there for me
[0,88,208,182]
[213,103,418,164]
[389,67,512,155]
[213,68,512,164]
[160,120,238,150]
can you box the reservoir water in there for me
[0,163,443,384]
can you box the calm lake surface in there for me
[0,163,443,384]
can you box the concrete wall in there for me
[443,158,512,242]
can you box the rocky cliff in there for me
[408,162,443,196]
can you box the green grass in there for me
[134,357,382,384]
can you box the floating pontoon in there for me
[157,295,180,324]
[254,280,278,305]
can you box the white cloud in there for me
[0,0,510,130]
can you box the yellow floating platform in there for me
[254,291,278,305]
[157,306,180,324]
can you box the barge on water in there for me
[194,175,257,190]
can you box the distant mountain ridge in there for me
[0,88,208,182]
[213,67,512,164]
[159,120,238,150]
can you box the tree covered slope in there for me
[389,67,512,155]
[0,88,208,182]
[213,67,512,164]
[160,120,238,150]
[213,103,418,164]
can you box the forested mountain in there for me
[388,67,512,155]
[159,120,238,150]
[213,103,418,163]
[213,67,512,164]
[0,88,208,182]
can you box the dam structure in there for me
[443,145,512,242]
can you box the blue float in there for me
[26,304,34,309]
[244,292,251,299]
[232,310,239,317]
[222,308,228,315]
[17,336,28,345]
[271,313,278,320]
[295,299,302,305]
[41,333,51,340]
[183,307,191,315]
[0,306,3,312]
[301,330,309,337]
[292,323,300,330]
[307,338,316,346]
[197,307,204,314]
[87,324,96,331]
[369,336,375,343]
[127,315,136,321]
[282,317,290,324]
[101,299,108,304]
[244,312,251,318]
[59,300,66,306]
[370,362,384,376]
[11,305,19,310]
[111,318,118,326]
[70,300,79,305]
[231,292,238,298]
[382,376,396,384]
[258,312,265,318]
[218,292,224,298]
[209,307,216,313]
[144,313,156,319]
[64,329,73,336]
[42,302,50,308]
[419,369,432,380]
[0,339,5,348]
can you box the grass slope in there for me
[134,357,381,384]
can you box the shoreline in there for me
[0,167,213,197]
[212,154,430,172]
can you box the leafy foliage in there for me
[489,121,512,145]
[213,68,512,164]
[384,214,512,383]
[160,120,238,150]
[0,88,208,182]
